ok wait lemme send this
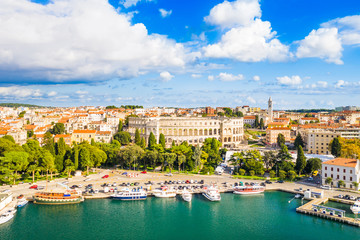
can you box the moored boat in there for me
[233,185,265,195]
[181,188,192,202]
[111,188,147,200]
[33,190,83,205]
[202,185,221,201]
[17,195,28,208]
[350,200,360,214]
[0,208,16,225]
[153,186,177,198]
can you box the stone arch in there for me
[228,137,231,142]
[183,129,187,136]
[209,129,212,135]
[214,129,217,135]
[199,129,203,135]
[189,129,193,136]
[204,129,208,135]
[194,129,198,136]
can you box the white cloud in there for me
[76,90,88,94]
[119,0,153,8]
[296,28,343,64]
[0,86,42,98]
[335,80,348,88]
[246,96,256,104]
[160,71,174,82]
[252,75,260,81]
[208,75,215,81]
[191,74,202,79]
[217,72,244,81]
[204,0,261,29]
[276,75,302,85]
[48,91,57,97]
[322,15,360,45]
[159,8,172,18]
[0,0,196,82]
[316,81,328,88]
[204,1,290,63]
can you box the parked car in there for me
[320,185,331,190]
[121,172,128,175]
[141,171,147,174]
[29,185,38,189]
[84,178,91,182]
[102,175,109,179]
[277,180,284,183]
[165,173,173,177]
[265,180,272,184]
[36,186,45,190]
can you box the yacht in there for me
[111,188,147,200]
[153,186,177,198]
[350,200,360,214]
[181,188,192,202]
[17,195,29,208]
[233,185,265,195]
[33,190,84,205]
[0,208,16,225]
[202,185,221,201]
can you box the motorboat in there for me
[233,185,265,195]
[0,208,16,225]
[17,195,29,208]
[153,186,177,198]
[295,194,302,199]
[202,185,221,201]
[350,200,360,214]
[111,188,147,200]
[181,188,192,202]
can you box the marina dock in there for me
[296,198,360,227]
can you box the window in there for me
[331,167,333,171]
[350,170,353,174]
[343,169,346,173]
[325,173,327,177]
[337,168,339,172]
[337,175,339,179]
[331,174,333,178]
[350,177,353,181]
[343,176,346,180]
[325,166,327,170]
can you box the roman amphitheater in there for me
[127,116,244,148]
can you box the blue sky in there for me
[1,0,360,109]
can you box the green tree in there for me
[294,133,305,149]
[163,152,177,173]
[140,137,146,149]
[177,154,186,172]
[192,145,201,171]
[27,163,40,183]
[263,151,276,170]
[5,151,29,184]
[277,144,292,162]
[239,169,246,176]
[113,131,131,145]
[135,129,141,145]
[255,115,259,128]
[269,170,276,178]
[304,158,322,175]
[119,145,144,170]
[159,133,166,149]
[43,132,55,156]
[338,180,345,188]
[40,149,55,181]
[118,120,123,132]
[325,177,333,185]
[144,150,158,172]
[55,137,66,156]
[352,182,359,190]
[79,147,92,175]
[249,170,255,176]
[148,132,156,150]
[330,137,342,157]
[279,170,286,180]
[295,146,306,176]
[259,118,264,129]
[277,133,285,147]
[287,170,297,181]
[52,123,65,135]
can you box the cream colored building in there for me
[71,130,96,143]
[305,130,339,155]
[322,158,360,188]
[127,116,244,148]
[265,127,291,145]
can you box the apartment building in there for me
[265,127,291,145]
[322,158,360,189]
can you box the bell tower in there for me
[268,97,273,122]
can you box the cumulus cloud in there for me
[160,71,174,82]
[296,28,343,64]
[119,0,153,8]
[316,81,328,88]
[76,90,88,94]
[159,9,172,18]
[322,15,360,45]
[276,75,302,85]
[335,80,347,88]
[252,75,260,81]
[0,86,42,98]
[217,72,244,81]
[208,75,215,81]
[203,0,289,62]
[48,91,57,97]
[0,0,196,82]
[204,0,261,29]
[246,96,256,104]
[191,74,202,79]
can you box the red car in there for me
[102,175,109,179]
[141,171,147,174]
[29,185,38,189]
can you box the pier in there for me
[296,198,360,227]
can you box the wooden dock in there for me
[296,198,360,227]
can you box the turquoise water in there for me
[0,192,359,240]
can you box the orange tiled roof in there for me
[323,158,358,168]
[96,131,111,135]
[54,134,71,138]
[73,130,96,134]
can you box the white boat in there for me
[350,200,360,214]
[17,195,29,208]
[181,188,192,202]
[0,208,16,225]
[202,186,221,201]
[153,186,177,198]
[295,194,302,199]
[233,185,265,195]
[111,188,147,200]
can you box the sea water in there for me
[0,192,359,240]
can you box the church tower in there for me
[268,97,273,122]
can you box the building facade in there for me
[127,116,244,148]
[322,158,360,189]
[306,130,339,155]
[265,127,291,145]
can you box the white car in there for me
[165,173,173,177]
[84,178,91,182]
[2,189,10,193]
[320,185,331,190]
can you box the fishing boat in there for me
[153,186,177,198]
[181,188,192,202]
[111,188,147,200]
[33,190,84,205]
[202,185,221,201]
[350,200,360,214]
[233,185,265,195]
[0,208,16,225]
[16,195,28,208]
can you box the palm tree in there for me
[27,163,40,183]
